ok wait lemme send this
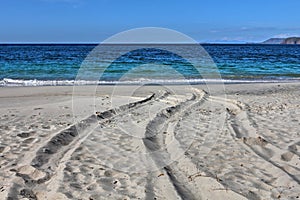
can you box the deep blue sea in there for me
[0,44,300,86]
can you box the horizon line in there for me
[0,42,265,45]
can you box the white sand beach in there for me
[0,83,299,200]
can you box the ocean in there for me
[0,44,300,86]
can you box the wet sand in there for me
[0,83,299,200]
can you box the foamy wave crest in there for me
[1,78,299,87]
[0,78,96,87]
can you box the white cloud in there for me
[209,30,219,33]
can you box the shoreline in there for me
[1,81,299,91]
[1,78,300,87]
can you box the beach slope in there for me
[0,83,299,199]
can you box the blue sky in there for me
[1,0,300,43]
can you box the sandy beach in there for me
[0,83,299,200]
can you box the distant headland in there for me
[262,37,300,44]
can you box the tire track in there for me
[7,91,170,200]
[56,91,190,199]
[170,94,299,199]
[143,89,206,200]
[209,96,300,185]
[165,94,247,200]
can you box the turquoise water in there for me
[0,44,300,86]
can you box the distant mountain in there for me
[283,37,300,44]
[262,37,300,44]
[262,38,285,44]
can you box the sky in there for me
[1,0,300,43]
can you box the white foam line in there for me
[1,77,300,87]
